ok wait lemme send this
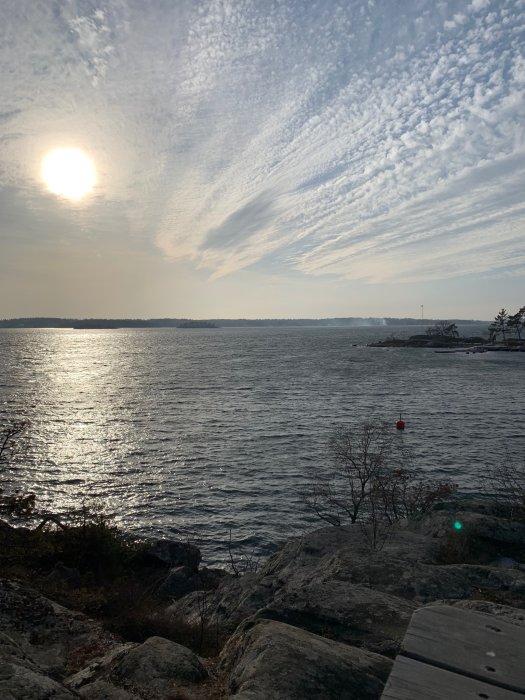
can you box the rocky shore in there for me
[1,500,524,699]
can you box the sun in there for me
[41,147,96,200]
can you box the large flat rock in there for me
[221,618,392,700]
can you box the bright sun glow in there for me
[41,147,96,200]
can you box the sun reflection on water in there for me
[8,330,147,518]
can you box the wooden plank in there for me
[382,655,524,700]
[401,605,525,693]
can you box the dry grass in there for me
[435,528,476,565]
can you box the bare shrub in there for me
[227,528,260,577]
[374,467,457,523]
[483,458,525,521]
[0,420,26,464]
[304,419,457,548]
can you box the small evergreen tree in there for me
[489,308,509,344]
[507,306,524,342]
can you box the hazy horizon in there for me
[1,1,524,319]
[0,314,489,325]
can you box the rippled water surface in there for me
[1,326,523,564]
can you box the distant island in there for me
[177,320,218,329]
[0,316,484,329]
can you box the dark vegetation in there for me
[0,420,223,656]
[0,513,223,656]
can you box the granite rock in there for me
[169,517,525,656]
[0,632,77,700]
[0,578,116,678]
[66,636,207,697]
[220,618,392,700]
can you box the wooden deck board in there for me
[382,656,524,700]
[401,606,525,693]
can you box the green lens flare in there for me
[453,520,463,530]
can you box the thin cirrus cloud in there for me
[1,0,524,292]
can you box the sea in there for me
[0,324,523,565]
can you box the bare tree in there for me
[0,420,36,518]
[426,321,459,338]
[304,419,457,541]
[331,420,391,523]
[304,419,408,525]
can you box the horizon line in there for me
[0,315,488,323]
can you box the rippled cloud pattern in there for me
[1,0,524,298]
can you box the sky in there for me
[0,0,524,320]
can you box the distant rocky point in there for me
[369,315,525,351]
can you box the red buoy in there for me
[396,419,406,431]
